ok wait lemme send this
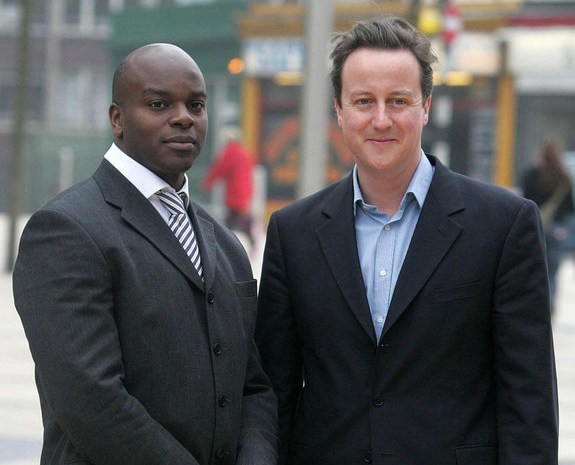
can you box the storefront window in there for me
[259,79,353,203]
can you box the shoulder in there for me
[436,158,528,205]
[272,175,351,223]
[26,177,103,229]
[23,164,126,237]
[433,161,539,232]
[423,157,540,239]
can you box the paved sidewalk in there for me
[0,272,42,465]
[1,243,574,463]
[555,257,575,464]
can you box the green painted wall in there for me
[23,132,111,211]
[110,1,247,76]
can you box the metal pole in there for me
[5,0,32,272]
[297,0,334,199]
[58,147,75,193]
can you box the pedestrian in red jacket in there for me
[203,126,254,245]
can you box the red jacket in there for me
[202,142,253,213]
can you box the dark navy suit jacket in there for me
[256,155,558,465]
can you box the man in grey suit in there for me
[255,17,558,465]
[13,43,277,465]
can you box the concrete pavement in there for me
[555,257,575,464]
[1,229,574,463]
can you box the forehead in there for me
[124,52,206,96]
[341,47,421,93]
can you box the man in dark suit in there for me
[13,43,277,465]
[255,17,558,465]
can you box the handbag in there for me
[539,181,570,230]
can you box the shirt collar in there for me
[353,150,434,216]
[104,143,190,206]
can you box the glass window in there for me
[109,0,124,13]
[95,0,112,26]
[174,0,210,5]
[65,0,82,25]
[0,0,19,30]
[57,68,109,129]
[32,0,48,25]
[0,70,44,122]
[140,0,161,8]
[59,70,81,125]
[0,72,18,116]
[89,70,110,129]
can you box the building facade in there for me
[3,0,575,215]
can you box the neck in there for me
[359,176,408,218]
[357,162,419,217]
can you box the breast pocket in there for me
[234,279,258,341]
[430,280,484,303]
[234,279,257,299]
[456,444,497,464]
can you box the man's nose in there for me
[169,103,194,127]
[372,103,392,129]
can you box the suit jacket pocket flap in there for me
[431,281,484,303]
[456,444,497,465]
[234,279,257,298]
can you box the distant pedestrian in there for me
[202,126,255,245]
[522,140,574,313]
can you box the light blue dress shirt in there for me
[353,153,434,341]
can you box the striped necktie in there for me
[157,190,203,279]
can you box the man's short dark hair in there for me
[329,16,438,106]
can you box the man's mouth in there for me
[163,136,197,150]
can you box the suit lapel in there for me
[93,160,206,291]
[382,159,464,337]
[316,175,377,345]
[192,210,216,290]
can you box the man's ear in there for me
[422,95,432,127]
[334,97,342,127]
[109,102,123,139]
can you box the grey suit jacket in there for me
[256,155,558,465]
[13,160,278,465]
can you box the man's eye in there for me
[189,101,206,111]
[149,101,167,109]
[356,98,371,105]
[391,98,408,106]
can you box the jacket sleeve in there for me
[13,209,202,465]
[492,199,559,464]
[235,338,279,465]
[255,212,303,465]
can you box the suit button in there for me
[213,343,223,356]
[207,292,215,304]
[218,396,229,407]
[373,395,385,407]
[216,448,227,459]
[363,450,373,463]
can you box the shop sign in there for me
[450,33,499,75]
[243,38,304,76]
[507,29,575,75]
